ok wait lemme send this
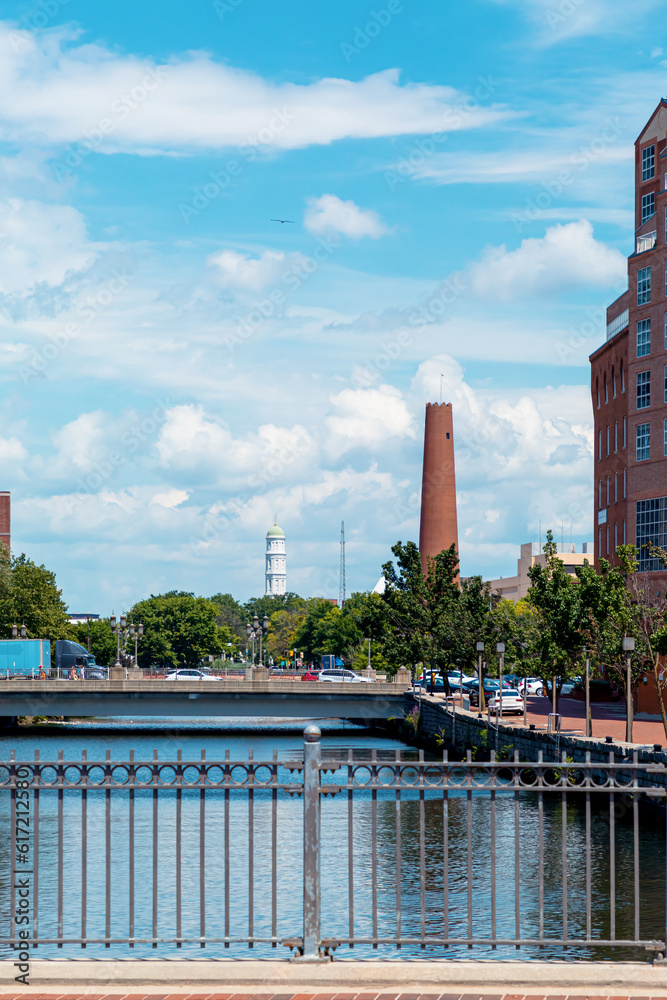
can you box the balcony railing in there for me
[606,308,629,340]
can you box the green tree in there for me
[266,606,308,661]
[209,593,247,644]
[294,599,339,661]
[131,592,231,670]
[0,551,73,642]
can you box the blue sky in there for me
[0,0,662,613]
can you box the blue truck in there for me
[0,639,102,678]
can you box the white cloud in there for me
[0,26,512,154]
[0,198,95,293]
[481,0,659,43]
[51,412,107,474]
[207,248,288,291]
[325,385,415,456]
[464,221,626,301]
[156,404,315,483]
[150,488,190,508]
[304,194,391,240]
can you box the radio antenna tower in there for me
[339,520,346,608]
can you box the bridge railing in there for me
[1,727,667,962]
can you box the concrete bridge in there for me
[0,678,409,719]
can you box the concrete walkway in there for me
[437,693,667,748]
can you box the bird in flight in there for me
[271,218,295,224]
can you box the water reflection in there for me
[0,720,664,962]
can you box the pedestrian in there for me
[38,666,46,680]
[69,666,77,680]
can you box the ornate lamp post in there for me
[476,641,485,714]
[109,613,127,676]
[129,621,144,672]
[246,614,269,669]
[496,642,505,723]
[622,636,635,744]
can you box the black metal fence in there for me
[1,725,666,962]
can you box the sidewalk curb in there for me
[2,959,667,990]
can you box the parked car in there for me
[464,678,512,707]
[301,670,319,681]
[318,668,371,683]
[487,689,525,715]
[84,666,109,680]
[164,669,220,682]
[517,677,545,696]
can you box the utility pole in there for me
[339,520,346,608]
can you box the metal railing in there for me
[1,726,667,962]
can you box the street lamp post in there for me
[129,622,144,673]
[246,615,269,671]
[622,636,635,744]
[476,641,485,713]
[496,642,505,724]
[109,613,127,676]
[584,645,592,738]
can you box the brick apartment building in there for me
[590,99,667,595]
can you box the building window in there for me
[606,476,610,506]
[612,365,616,398]
[598,480,602,509]
[664,417,667,457]
[614,522,618,551]
[598,430,602,460]
[636,497,667,571]
[637,265,651,305]
[614,421,618,452]
[642,191,655,224]
[664,364,667,404]
[637,422,651,461]
[643,144,656,181]
[621,360,625,392]
[614,472,618,503]
[606,425,610,455]
[637,318,651,356]
[623,467,626,498]
[623,416,627,449]
[637,370,651,409]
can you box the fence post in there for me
[297,724,325,962]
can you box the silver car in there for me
[318,668,371,684]
[165,668,220,682]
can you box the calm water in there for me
[0,717,665,962]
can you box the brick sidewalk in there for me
[2,992,667,1000]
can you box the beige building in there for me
[487,542,593,601]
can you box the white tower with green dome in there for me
[265,518,287,596]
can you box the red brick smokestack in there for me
[418,403,458,577]
[0,492,9,555]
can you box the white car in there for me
[487,689,525,715]
[318,668,371,683]
[517,677,545,696]
[164,668,220,682]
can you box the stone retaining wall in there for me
[405,692,667,790]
